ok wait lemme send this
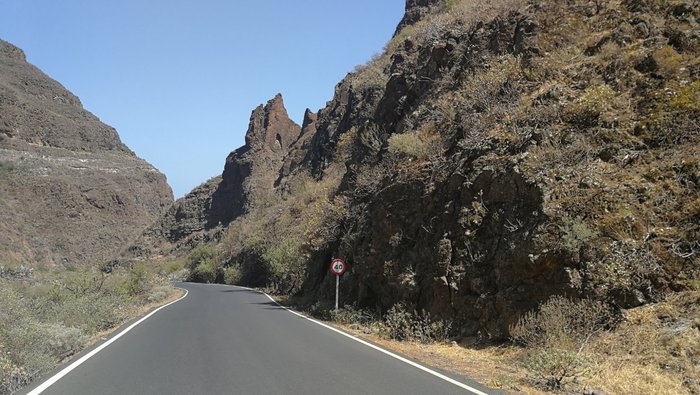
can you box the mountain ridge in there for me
[0,38,173,267]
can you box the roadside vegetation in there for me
[0,261,177,394]
[279,291,699,394]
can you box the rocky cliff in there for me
[129,94,301,256]
[0,39,173,267]
[138,0,699,339]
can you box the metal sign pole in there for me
[335,275,339,310]
[330,258,345,311]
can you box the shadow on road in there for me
[250,301,286,310]
[219,289,256,293]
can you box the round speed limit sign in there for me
[330,258,346,276]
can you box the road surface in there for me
[22,282,498,395]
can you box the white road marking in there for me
[235,285,491,395]
[26,288,189,395]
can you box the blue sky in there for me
[0,1,405,198]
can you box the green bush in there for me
[1,321,54,383]
[122,262,150,296]
[223,266,242,285]
[48,294,124,334]
[41,323,87,360]
[263,239,305,294]
[186,245,218,270]
[185,245,221,283]
[164,263,189,282]
[161,259,185,275]
[0,264,172,394]
[190,260,218,283]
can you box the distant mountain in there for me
[0,39,173,267]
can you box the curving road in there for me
[21,283,498,395]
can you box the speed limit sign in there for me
[330,258,346,276]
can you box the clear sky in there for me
[0,1,405,198]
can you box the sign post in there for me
[330,258,346,310]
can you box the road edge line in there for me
[26,288,189,395]
[235,285,490,395]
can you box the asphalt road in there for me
[23,283,498,395]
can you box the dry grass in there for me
[304,291,700,395]
[589,362,689,395]
[586,291,700,395]
[0,267,181,395]
[328,320,543,394]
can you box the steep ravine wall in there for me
[0,39,173,267]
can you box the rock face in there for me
[136,0,700,339]
[394,0,445,35]
[0,39,172,267]
[130,94,301,255]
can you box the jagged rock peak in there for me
[0,39,26,61]
[394,0,445,36]
[244,93,301,153]
[300,108,317,137]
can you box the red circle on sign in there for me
[330,258,346,276]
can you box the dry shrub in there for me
[358,125,384,157]
[350,162,392,198]
[565,84,617,126]
[586,242,662,305]
[636,81,700,147]
[387,0,525,54]
[559,215,599,253]
[510,296,614,389]
[653,45,683,77]
[382,303,453,343]
[510,296,612,350]
[524,349,590,389]
[388,130,442,160]
[0,267,172,394]
[459,54,522,113]
[350,54,390,92]
[330,305,378,327]
[0,352,31,395]
[588,363,690,395]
